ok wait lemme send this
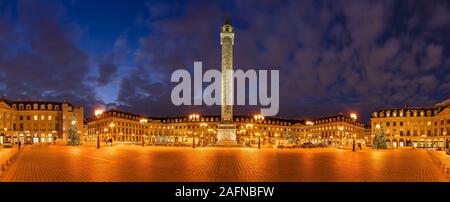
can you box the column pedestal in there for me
[216,121,239,147]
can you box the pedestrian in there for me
[18,141,21,150]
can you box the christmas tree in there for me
[372,125,387,149]
[372,131,379,149]
[67,122,80,146]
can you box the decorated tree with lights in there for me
[372,124,387,149]
[67,122,80,146]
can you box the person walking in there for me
[18,141,21,150]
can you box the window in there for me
[386,122,390,126]
[48,116,52,120]
[400,122,403,126]
[27,116,30,120]
[393,122,396,126]
[34,115,38,121]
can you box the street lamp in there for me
[109,123,115,145]
[246,124,254,146]
[103,128,108,146]
[338,126,344,148]
[200,123,208,146]
[254,114,264,149]
[189,114,200,148]
[350,113,357,120]
[93,107,104,148]
[140,118,148,147]
[208,128,213,146]
[444,131,447,152]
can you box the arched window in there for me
[12,104,17,109]
[47,104,53,110]
[26,104,32,110]
[33,103,38,109]
[19,104,24,110]
[40,104,46,110]
[54,105,60,111]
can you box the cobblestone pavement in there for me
[1,144,449,182]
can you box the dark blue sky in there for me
[1,0,449,123]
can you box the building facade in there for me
[0,97,84,145]
[371,99,450,148]
[86,109,369,148]
[307,114,367,147]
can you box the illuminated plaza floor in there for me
[1,144,449,182]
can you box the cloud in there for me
[113,0,450,122]
[96,36,130,86]
[0,0,100,109]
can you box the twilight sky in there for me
[0,0,449,123]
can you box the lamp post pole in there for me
[140,118,148,147]
[444,132,447,154]
[189,114,200,148]
[352,134,356,152]
[246,124,253,147]
[254,114,265,149]
[109,123,115,146]
[94,108,104,148]
[96,131,100,149]
[200,123,207,147]
[338,126,343,148]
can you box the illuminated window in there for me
[34,115,38,120]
